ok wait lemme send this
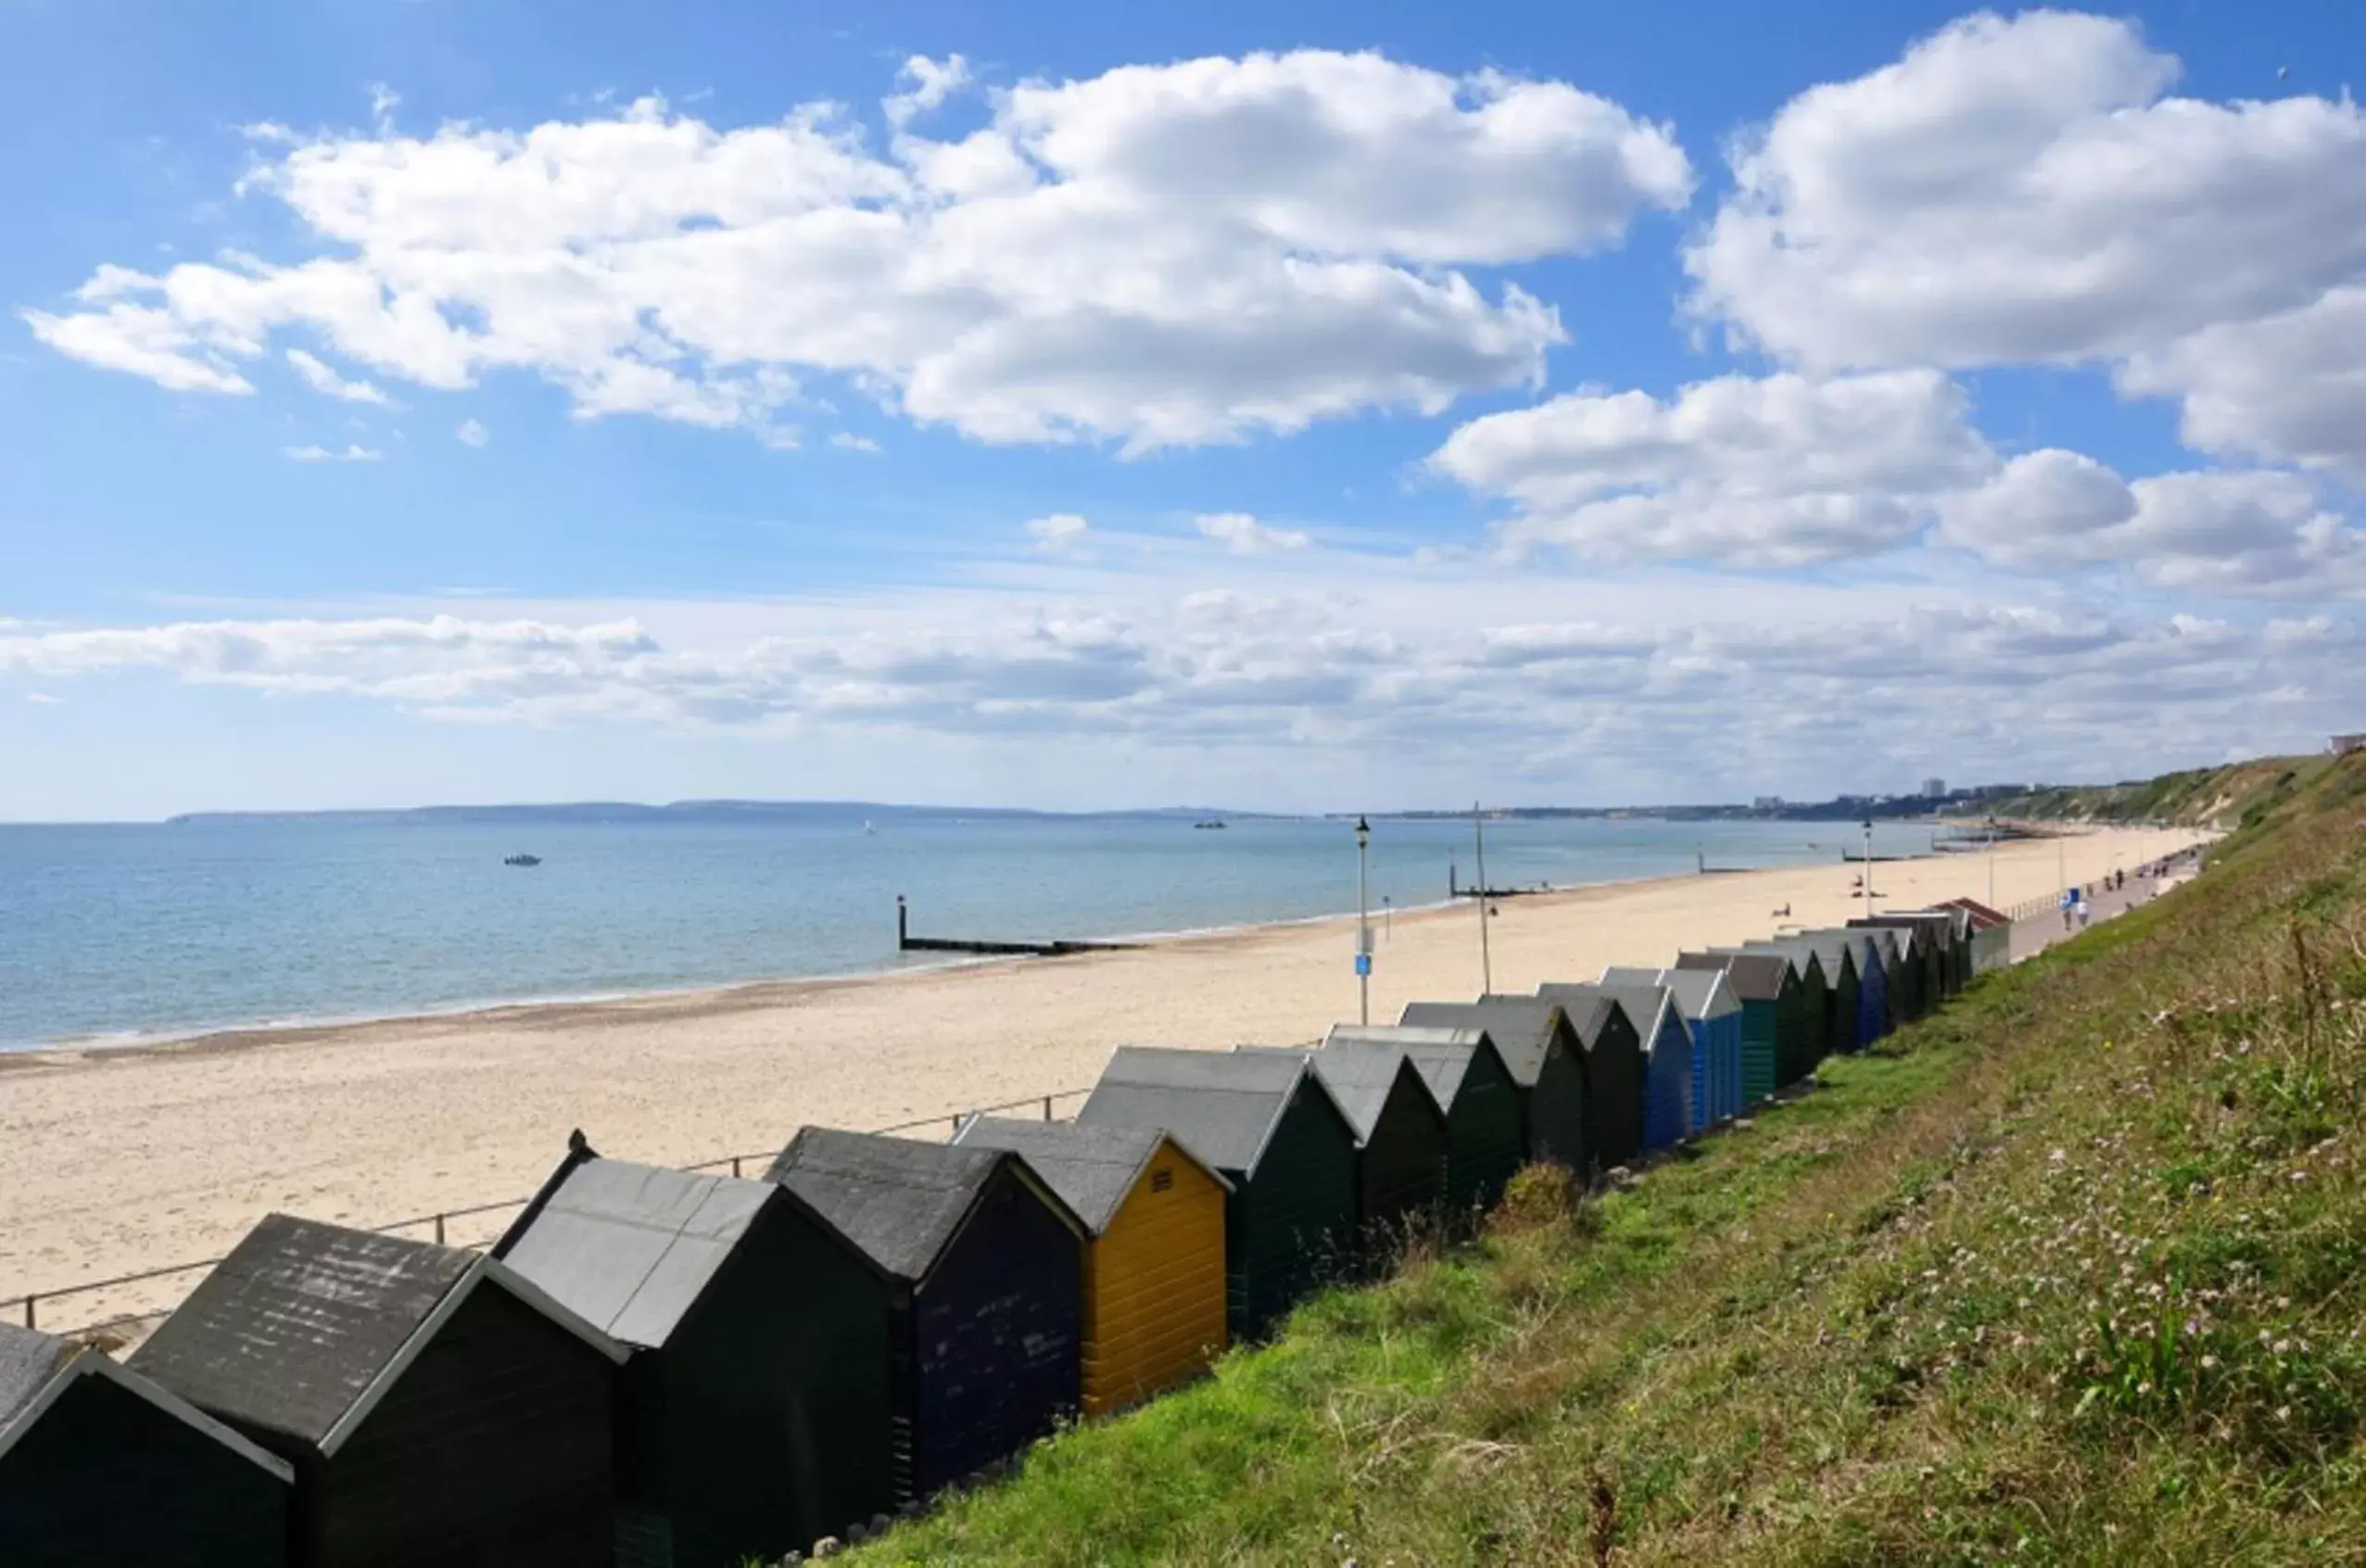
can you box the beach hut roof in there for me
[1677,951,1790,1002]
[127,1214,623,1458]
[1397,998,1567,1086]
[1323,1024,1493,1111]
[493,1138,780,1348]
[1530,984,1626,1049]
[1656,967,1740,1020]
[1082,1046,1349,1176]
[950,1117,1229,1236]
[0,1322,295,1480]
[1590,982,1679,1042]
[1932,896,2008,929]
[1598,966,1670,990]
[1238,1040,1433,1141]
[765,1127,1082,1283]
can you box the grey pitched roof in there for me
[1590,982,1679,1045]
[1237,1039,1432,1141]
[496,1152,776,1349]
[1657,967,1740,1020]
[1676,951,1789,1002]
[1396,999,1566,1086]
[765,1128,1014,1283]
[1323,1024,1489,1112]
[1077,1045,1339,1175]
[1726,943,1827,986]
[0,1321,298,1481]
[1597,966,1666,989]
[950,1118,1225,1235]
[0,1322,68,1435]
[129,1213,479,1449]
[1531,984,1623,1049]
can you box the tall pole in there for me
[1986,817,1996,908]
[1355,816,1372,1026]
[1473,801,1494,995]
[1862,819,1874,917]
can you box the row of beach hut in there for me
[0,899,2014,1568]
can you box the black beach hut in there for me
[1324,1024,1524,1221]
[492,1136,897,1566]
[128,1213,625,1568]
[1242,1036,1448,1256]
[1,1321,293,1568]
[1528,985,1645,1169]
[1078,1046,1359,1340]
[764,1128,1085,1503]
[1398,997,1592,1171]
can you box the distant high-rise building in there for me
[1752,795,1784,811]
[1921,777,1946,798]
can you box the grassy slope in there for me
[849,752,2366,1567]
[1990,755,2332,829]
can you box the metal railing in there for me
[5,1085,1094,1337]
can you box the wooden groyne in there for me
[896,896,1140,958]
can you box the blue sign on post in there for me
[1354,954,1372,977]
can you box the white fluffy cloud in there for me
[1026,513,1092,553]
[285,348,389,404]
[1940,451,2366,595]
[284,443,382,462]
[22,52,1690,452]
[1196,512,1310,554]
[3,583,2353,794]
[454,418,489,448]
[1683,11,2366,479]
[1433,370,1993,566]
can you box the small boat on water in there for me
[862,820,878,836]
[1193,820,1227,830]
[504,854,542,866]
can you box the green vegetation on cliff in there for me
[1990,754,2332,830]
[845,751,2366,1566]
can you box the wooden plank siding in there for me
[308,1283,615,1568]
[1083,1145,1228,1417]
[1229,1091,1359,1341]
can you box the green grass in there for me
[1989,755,2333,829]
[841,753,2366,1567]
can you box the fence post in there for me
[22,1295,32,1330]
[731,1156,742,1179]
[434,1212,446,1246]
[1043,1095,1053,1121]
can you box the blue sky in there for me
[5,2,2364,819]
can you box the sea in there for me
[0,810,1950,1050]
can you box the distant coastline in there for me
[162,799,1261,828]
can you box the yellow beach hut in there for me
[953,1117,1231,1416]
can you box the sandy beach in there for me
[0,823,2203,1331]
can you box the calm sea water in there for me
[0,812,1947,1049]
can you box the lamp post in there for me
[1473,801,1494,995]
[1355,816,1373,1026]
[1861,818,1875,918]
[1986,816,1998,909]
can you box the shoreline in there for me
[0,872,1652,1065]
[0,823,2204,1329]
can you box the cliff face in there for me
[1986,755,2334,828]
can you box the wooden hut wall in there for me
[1578,1006,1643,1170]
[1414,1042,1525,1220]
[0,1354,292,1568]
[1229,1087,1360,1338]
[1769,963,1810,1089]
[1336,1061,1449,1251]
[905,1165,1082,1498]
[650,1204,897,1565]
[310,1282,616,1568]
[1084,1144,1228,1415]
[1526,1034,1591,1172]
